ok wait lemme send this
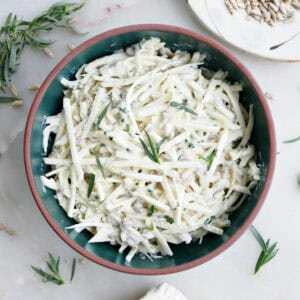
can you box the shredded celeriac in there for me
[42,38,260,262]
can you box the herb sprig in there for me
[0,2,84,102]
[250,225,279,274]
[70,258,76,282]
[170,101,198,116]
[31,253,64,285]
[283,136,300,144]
[198,150,217,170]
[139,131,166,164]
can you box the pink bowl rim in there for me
[24,24,276,275]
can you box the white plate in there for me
[188,0,300,62]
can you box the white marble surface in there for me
[0,1,299,299]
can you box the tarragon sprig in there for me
[0,2,84,102]
[170,101,198,116]
[31,253,64,285]
[250,225,279,274]
[198,150,217,170]
[139,130,166,164]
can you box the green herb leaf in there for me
[147,205,155,217]
[170,101,198,116]
[250,225,279,274]
[96,157,106,178]
[145,130,160,163]
[198,150,217,170]
[283,136,300,144]
[207,150,217,171]
[250,225,267,251]
[0,96,20,103]
[95,103,111,128]
[165,216,174,224]
[87,173,95,198]
[139,131,164,164]
[149,221,154,231]
[70,258,76,282]
[297,175,300,186]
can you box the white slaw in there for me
[42,38,260,262]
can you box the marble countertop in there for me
[0,1,299,299]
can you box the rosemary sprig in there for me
[250,225,279,274]
[70,258,76,282]
[283,136,300,144]
[139,131,166,164]
[170,101,198,116]
[0,2,84,100]
[95,103,111,128]
[31,253,64,285]
[198,150,216,170]
[87,173,95,198]
[96,157,106,178]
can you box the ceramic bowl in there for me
[24,24,276,275]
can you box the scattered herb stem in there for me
[0,96,20,103]
[170,101,198,116]
[70,258,76,282]
[0,2,84,99]
[250,225,279,274]
[283,136,300,144]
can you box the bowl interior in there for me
[28,28,272,271]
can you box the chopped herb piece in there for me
[198,150,217,170]
[87,173,95,198]
[96,157,105,178]
[188,142,195,148]
[95,103,111,128]
[207,150,217,170]
[182,98,188,105]
[165,216,174,224]
[298,175,300,187]
[147,205,155,217]
[283,136,300,144]
[250,225,279,274]
[170,101,198,116]
[31,253,65,285]
[70,258,76,282]
[139,130,165,164]
[149,221,154,231]
[120,107,126,113]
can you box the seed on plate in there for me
[11,100,23,108]
[68,43,75,51]
[43,47,53,58]
[28,84,40,91]
[9,84,18,97]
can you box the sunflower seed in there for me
[11,100,23,108]
[43,47,53,58]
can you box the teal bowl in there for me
[24,25,276,275]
